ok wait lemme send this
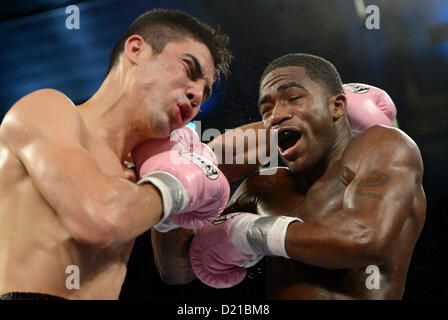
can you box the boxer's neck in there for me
[293,126,353,191]
[328,122,354,166]
[76,68,145,162]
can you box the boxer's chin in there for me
[150,116,171,139]
[282,155,309,175]
[280,148,315,175]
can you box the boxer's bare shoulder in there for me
[342,125,423,175]
[0,89,85,152]
[342,124,426,227]
[0,88,123,249]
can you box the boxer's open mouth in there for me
[278,129,302,154]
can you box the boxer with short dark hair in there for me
[0,9,234,300]
[190,53,426,299]
[108,9,231,79]
[260,53,344,96]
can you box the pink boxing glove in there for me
[131,126,230,232]
[343,83,397,135]
[189,212,301,288]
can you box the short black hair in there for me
[260,53,344,96]
[107,9,232,79]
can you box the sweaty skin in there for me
[226,129,425,299]
[224,66,426,300]
[0,37,216,299]
[0,92,142,299]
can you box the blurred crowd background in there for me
[1,0,447,299]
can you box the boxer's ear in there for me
[329,93,346,121]
[123,35,152,66]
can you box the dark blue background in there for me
[1,0,447,299]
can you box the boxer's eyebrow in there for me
[277,82,306,91]
[258,82,306,108]
[258,95,272,108]
[184,54,204,80]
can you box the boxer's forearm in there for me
[208,121,270,182]
[78,177,163,248]
[284,216,387,269]
[151,228,196,284]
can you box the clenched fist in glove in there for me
[189,212,302,288]
[132,126,230,232]
[344,83,397,135]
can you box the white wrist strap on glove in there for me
[138,172,189,232]
[153,217,179,233]
[231,214,303,259]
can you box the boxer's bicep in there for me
[341,138,423,258]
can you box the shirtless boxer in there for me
[189,53,426,299]
[0,9,236,300]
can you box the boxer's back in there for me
[0,90,133,299]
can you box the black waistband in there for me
[0,292,66,300]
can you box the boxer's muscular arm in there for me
[1,89,163,248]
[285,127,424,269]
[208,122,270,182]
[151,228,196,284]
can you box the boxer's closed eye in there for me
[288,96,303,102]
[260,104,273,115]
[183,59,195,79]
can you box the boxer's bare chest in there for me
[0,128,134,298]
[255,162,348,222]
[250,165,369,299]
